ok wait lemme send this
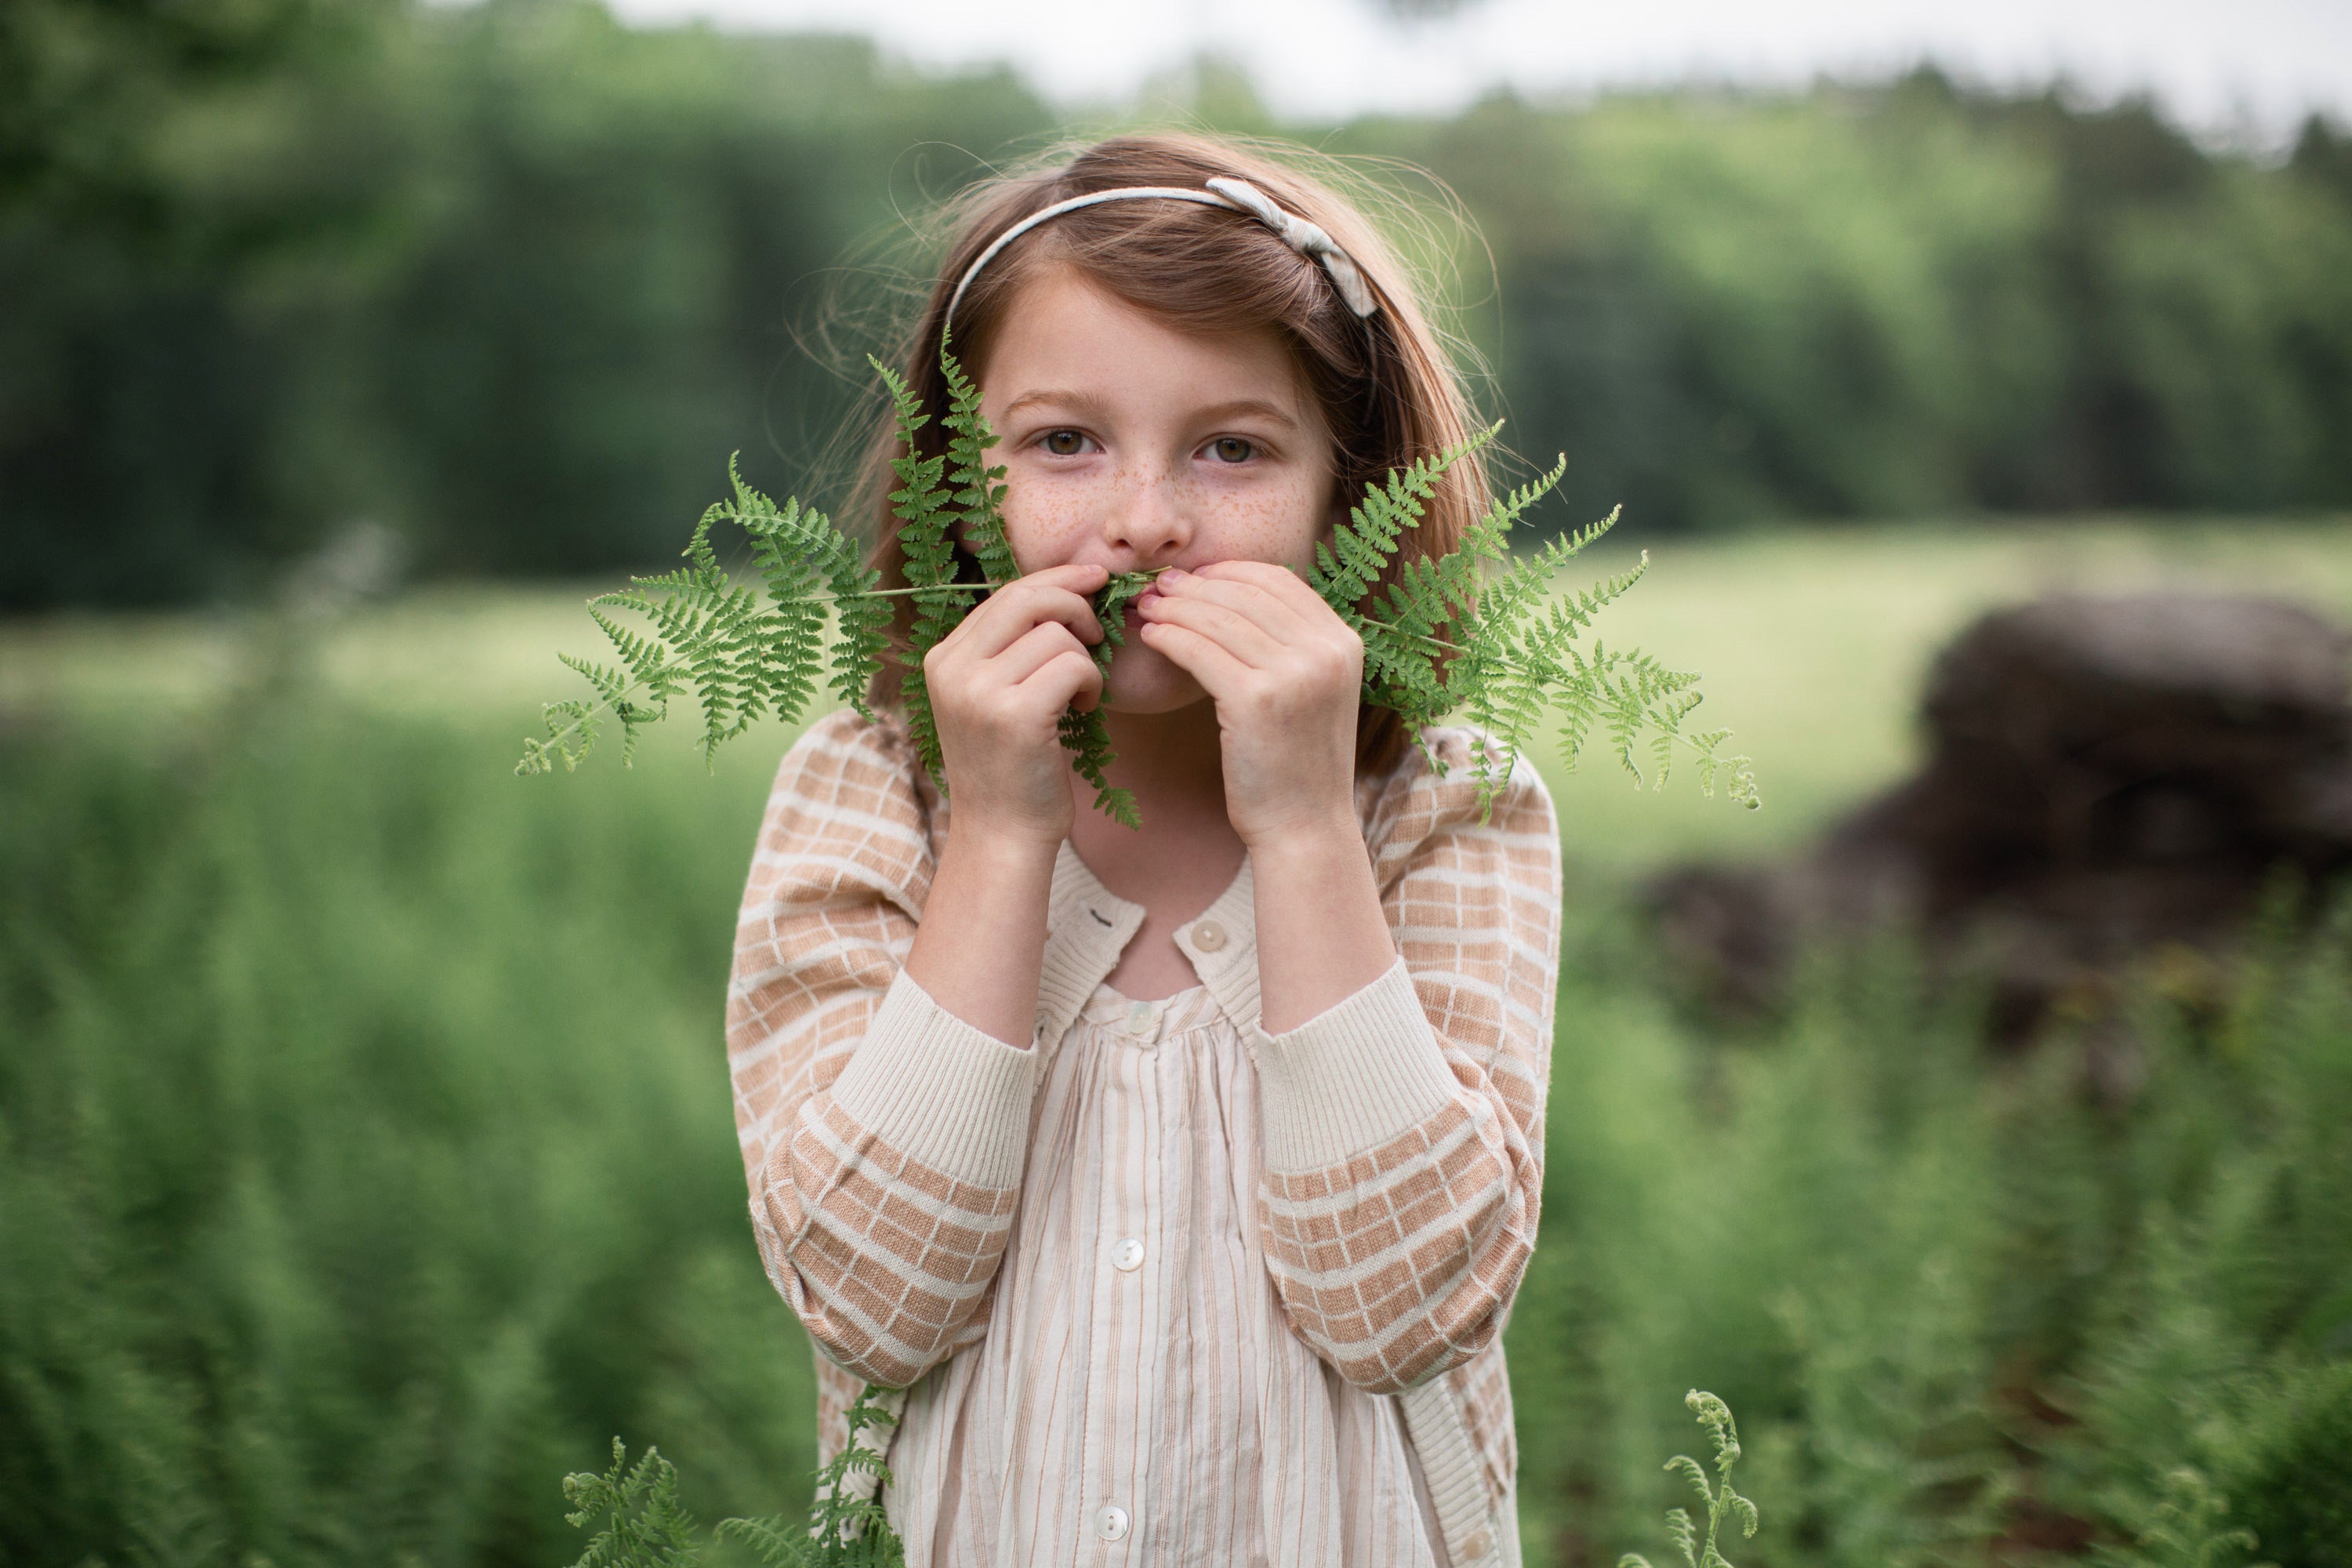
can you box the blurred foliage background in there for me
[5,0,2352,608]
[5,1,2352,1566]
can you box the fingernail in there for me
[1161,567,1187,582]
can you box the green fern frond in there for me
[556,654,628,706]
[1328,442,1575,818]
[872,356,965,786]
[516,452,887,775]
[1058,571,1152,830]
[1619,1392,1761,1568]
[940,337,1018,590]
[526,367,1759,824]
[565,1388,913,1568]
[829,590,893,721]
[561,1439,703,1568]
[775,1383,909,1566]
[1665,1505,1700,1567]
[1312,424,1497,624]
[1350,441,1521,745]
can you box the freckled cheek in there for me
[1201,478,1328,568]
[1000,477,1100,568]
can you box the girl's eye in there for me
[1042,430,1088,456]
[1209,437,1254,464]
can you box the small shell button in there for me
[1191,920,1228,953]
[1094,1504,1131,1541]
[1111,1236,1145,1272]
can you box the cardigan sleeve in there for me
[1249,737,1562,1395]
[725,710,1040,1390]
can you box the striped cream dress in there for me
[726,710,1561,1566]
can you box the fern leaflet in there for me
[1619,1391,1762,1568]
[563,1388,909,1568]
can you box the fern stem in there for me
[1372,621,1738,770]
[848,566,1171,600]
[520,567,1178,775]
[519,674,655,769]
[1374,623,1564,695]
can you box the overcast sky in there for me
[598,0,2352,143]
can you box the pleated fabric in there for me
[884,978,1443,1566]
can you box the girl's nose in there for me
[1100,467,1192,564]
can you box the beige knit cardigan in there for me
[725,709,1562,1566]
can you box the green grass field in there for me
[5,520,2350,1566]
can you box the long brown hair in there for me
[856,130,1490,777]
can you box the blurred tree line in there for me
[5,0,2350,608]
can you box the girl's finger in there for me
[1192,557,1316,594]
[985,619,1094,688]
[1135,592,1285,670]
[1189,561,1340,626]
[945,570,1106,660]
[1156,564,1322,643]
[1135,617,1253,697]
[1019,646,1107,715]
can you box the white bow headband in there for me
[944,176,1381,328]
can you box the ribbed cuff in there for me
[1254,959,1461,1173]
[826,971,1041,1189]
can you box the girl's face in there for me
[978,264,1339,714]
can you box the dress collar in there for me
[1036,841,1264,1058]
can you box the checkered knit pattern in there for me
[725,709,1561,1563]
[1251,749,1559,1393]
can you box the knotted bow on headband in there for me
[944,176,1382,327]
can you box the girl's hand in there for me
[1134,561,1364,848]
[927,561,1109,851]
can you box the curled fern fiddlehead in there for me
[1619,1390,1762,1568]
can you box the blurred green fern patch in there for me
[3,697,2348,1563]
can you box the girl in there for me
[724,132,1560,1566]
